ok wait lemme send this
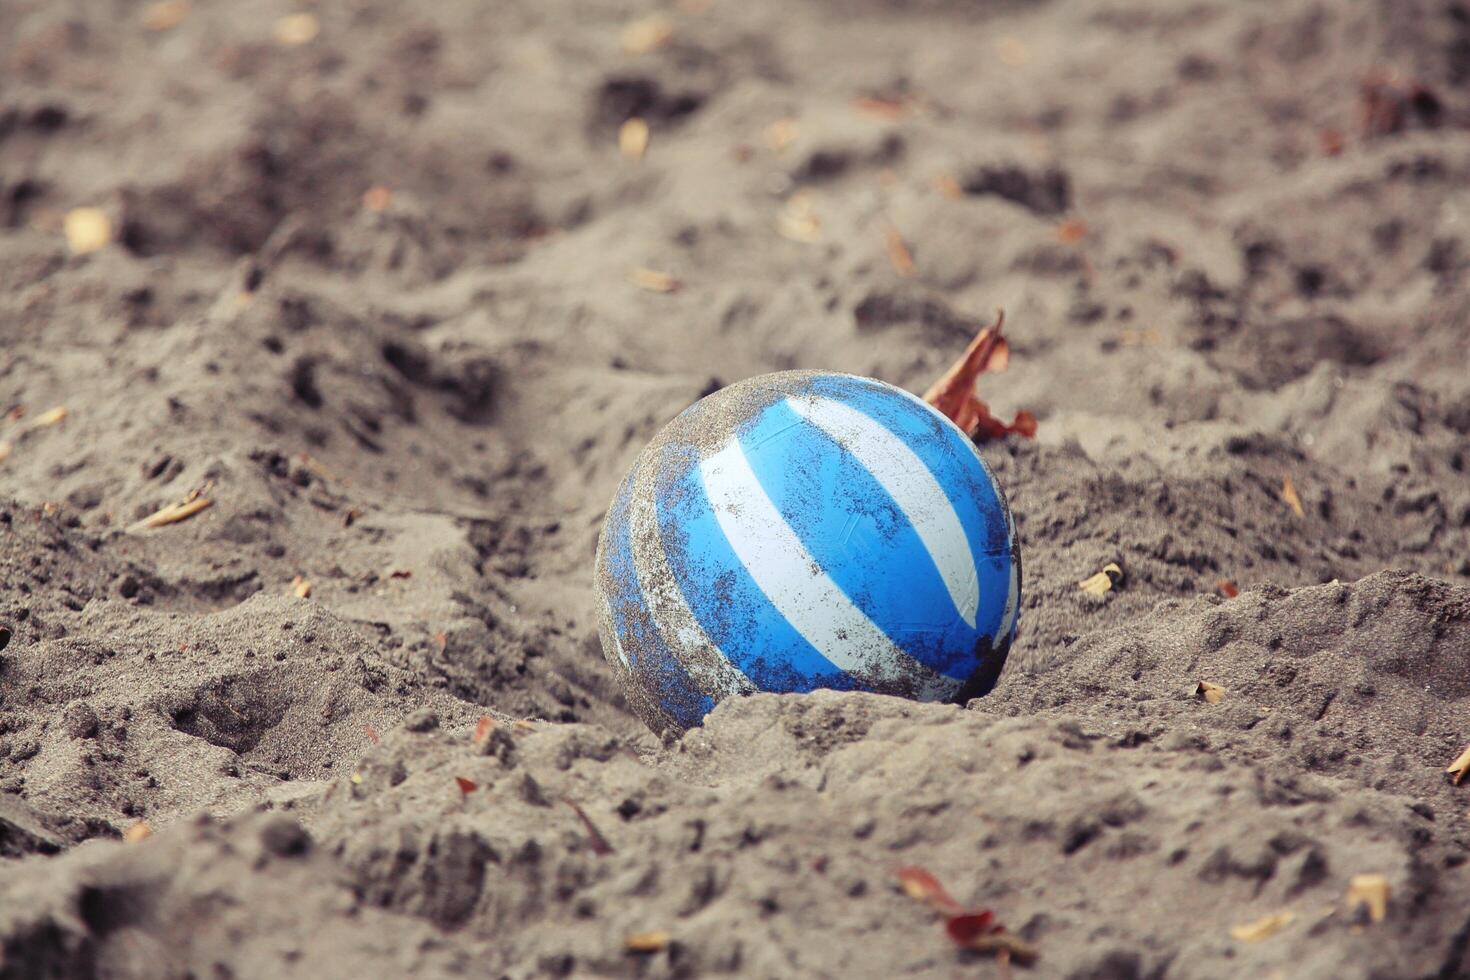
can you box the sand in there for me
[2,0,1469,976]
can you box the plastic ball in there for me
[594,370,1021,737]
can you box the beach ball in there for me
[594,371,1021,737]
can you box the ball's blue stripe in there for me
[805,375,1015,558]
[736,398,981,681]
[602,468,713,727]
[804,375,1015,646]
[654,442,857,694]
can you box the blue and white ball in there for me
[595,371,1021,737]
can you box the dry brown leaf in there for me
[291,575,312,599]
[1195,681,1226,705]
[763,117,800,152]
[33,406,67,427]
[1345,875,1390,923]
[473,715,496,744]
[64,207,111,255]
[123,821,153,843]
[621,14,674,55]
[896,865,963,915]
[933,174,964,200]
[956,931,1039,966]
[884,225,916,278]
[777,193,821,243]
[1056,218,1088,244]
[619,117,650,160]
[1281,477,1305,518]
[853,96,906,120]
[922,310,1037,442]
[273,13,319,46]
[1231,910,1294,943]
[995,36,1029,67]
[1078,562,1124,597]
[629,267,680,293]
[362,185,393,212]
[142,0,190,30]
[138,496,212,529]
[625,931,671,953]
[1447,744,1470,786]
[1217,579,1240,598]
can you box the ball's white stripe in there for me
[599,592,632,669]
[699,438,954,699]
[627,472,756,698]
[785,394,981,628]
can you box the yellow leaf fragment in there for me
[291,576,312,599]
[142,0,190,31]
[625,930,671,953]
[1231,910,1294,943]
[1449,744,1470,785]
[884,225,916,278]
[1345,875,1390,923]
[123,821,153,843]
[1281,477,1305,518]
[777,193,821,243]
[273,13,319,47]
[33,406,67,427]
[763,117,800,152]
[619,117,650,160]
[621,14,674,55]
[629,267,680,294]
[1077,562,1124,596]
[138,496,212,529]
[350,771,364,785]
[1195,681,1226,705]
[64,207,112,256]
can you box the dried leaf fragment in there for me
[777,193,821,243]
[1195,681,1226,705]
[621,14,674,55]
[0,443,10,464]
[455,776,478,796]
[64,207,111,255]
[619,117,650,160]
[1217,579,1240,598]
[291,576,312,599]
[1231,910,1294,943]
[884,225,916,278]
[1077,562,1124,597]
[473,715,496,744]
[922,310,1036,442]
[1447,744,1470,786]
[137,496,212,529]
[625,931,671,953]
[630,267,680,293]
[933,174,964,200]
[33,406,67,427]
[944,910,995,943]
[124,821,153,843]
[897,865,963,914]
[853,95,906,120]
[1345,875,1390,923]
[952,929,1039,966]
[564,798,614,855]
[273,13,319,46]
[763,117,800,152]
[362,185,393,212]
[143,0,190,31]
[1281,477,1305,518]
[1056,218,1088,244]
